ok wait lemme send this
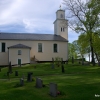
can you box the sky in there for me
[0,0,80,43]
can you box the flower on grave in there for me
[57,91,60,95]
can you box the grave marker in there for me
[27,72,33,82]
[51,58,54,69]
[20,78,24,86]
[15,71,18,76]
[36,78,43,88]
[8,61,12,73]
[49,83,57,97]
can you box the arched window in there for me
[61,14,63,18]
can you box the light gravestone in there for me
[49,83,57,97]
[36,78,43,88]
[51,58,54,69]
[20,78,24,86]
[15,71,18,76]
[27,72,33,82]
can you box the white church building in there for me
[0,9,68,66]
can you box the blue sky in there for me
[0,0,79,43]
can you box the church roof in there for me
[0,33,68,42]
[8,44,31,49]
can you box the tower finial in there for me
[59,5,61,10]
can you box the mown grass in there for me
[0,63,100,100]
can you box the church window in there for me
[1,43,6,52]
[38,43,42,52]
[61,14,63,18]
[53,44,58,53]
[61,27,62,32]
[18,50,21,55]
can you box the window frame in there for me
[18,50,21,55]
[1,43,6,52]
[38,43,42,52]
[53,43,58,53]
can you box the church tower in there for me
[54,9,68,40]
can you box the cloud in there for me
[0,0,80,42]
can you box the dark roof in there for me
[8,44,31,49]
[0,33,68,42]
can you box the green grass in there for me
[0,63,100,100]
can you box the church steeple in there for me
[53,8,68,40]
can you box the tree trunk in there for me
[90,37,95,66]
[90,44,95,66]
[95,53,99,62]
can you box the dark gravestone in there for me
[49,83,57,97]
[15,71,18,76]
[27,72,33,82]
[36,78,43,88]
[62,64,65,73]
[51,58,54,69]
[20,78,24,86]
[8,61,12,73]
[0,68,1,72]
[72,57,74,64]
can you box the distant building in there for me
[0,9,68,66]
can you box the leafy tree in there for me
[63,0,100,66]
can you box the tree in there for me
[68,43,78,60]
[63,0,100,66]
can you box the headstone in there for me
[62,64,65,73]
[15,71,18,76]
[0,68,1,72]
[8,61,12,73]
[27,72,33,82]
[72,57,74,64]
[36,78,43,88]
[20,78,24,86]
[51,58,54,69]
[49,83,57,97]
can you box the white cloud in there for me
[0,0,80,42]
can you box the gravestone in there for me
[49,83,57,97]
[62,64,65,73]
[72,57,74,64]
[27,72,33,82]
[8,61,12,73]
[15,71,18,76]
[0,68,1,72]
[36,78,43,88]
[20,78,24,86]
[51,58,54,69]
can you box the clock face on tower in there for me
[61,14,63,18]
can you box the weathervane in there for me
[59,5,61,10]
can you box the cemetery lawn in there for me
[0,63,100,100]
